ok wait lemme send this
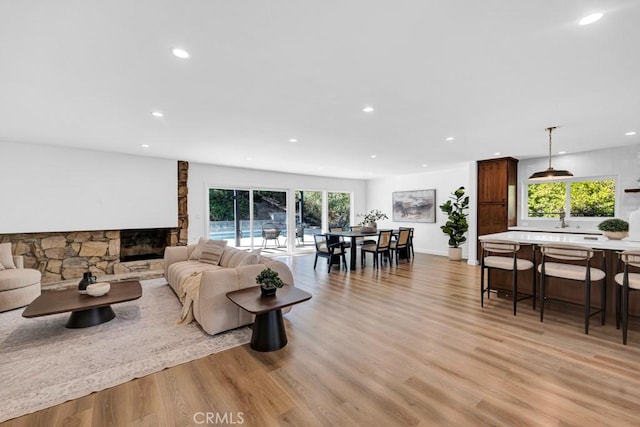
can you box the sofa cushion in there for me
[166,260,222,292]
[236,249,262,266]
[0,268,41,292]
[219,247,261,268]
[0,243,16,270]
[200,242,225,265]
[189,238,227,261]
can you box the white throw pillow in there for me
[0,262,5,271]
[0,243,15,269]
[237,248,262,266]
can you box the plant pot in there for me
[260,286,277,297]
[603,231,628,240]
[448,247,462,261]
[361,222,377,233]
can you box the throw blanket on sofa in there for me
[176,271,203,325]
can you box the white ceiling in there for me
[1,1,639,179]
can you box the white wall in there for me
[0,142,177,233]
[518,143,640,230]
[188,162,367,244]
[366,164,472,259]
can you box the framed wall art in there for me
[392,189,436,223]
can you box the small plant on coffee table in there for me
[256,268,284,296]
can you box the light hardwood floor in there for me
[5,253,640,427]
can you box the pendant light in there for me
[528,126,573,180]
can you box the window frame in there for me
[524,174,618,221]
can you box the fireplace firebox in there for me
[120,228,170,262]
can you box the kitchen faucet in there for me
[558,210,568,228]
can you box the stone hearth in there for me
[0,230,176,284]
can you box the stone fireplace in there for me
[0,229,178,284]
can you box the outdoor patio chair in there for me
[261,222,282,248]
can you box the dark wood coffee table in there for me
[22,281,142,328]
[226,285,311,352]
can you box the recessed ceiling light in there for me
[141,144,150,148]
[558,151,567,155]
[172,48,190,59]
[370,154,377,158]
[494,152,501,156]
[289,138,298,143]
[246,157,252,161]
[626,131,637,136]
[151,111,164,118]
[446,137,455,141]
[362,106,375,113]
[422,164,428,168]
[579,12,604,26]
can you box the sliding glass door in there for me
[209,187,352,253]
[253,190,287,252]
[295,190,322,247]
[209,188,288,250]
[209,189,250,248]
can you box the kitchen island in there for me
[479,230,640,318]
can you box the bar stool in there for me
[538,244,606,334]
[615,250,640,345]
[480,240,536,315]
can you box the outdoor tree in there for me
[570,180,615,217]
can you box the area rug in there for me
[0,278,251,423]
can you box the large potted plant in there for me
[255,267,284,297]
[357,209,389,232]
[439,186,469,261]
[598,218,629,240]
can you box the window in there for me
[328,192,351,229]
[527,178,615,218]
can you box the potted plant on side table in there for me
[598,218,629,240]
[256,267,284,297]
[439,186,469,261]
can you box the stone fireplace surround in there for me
[0,229,178,285]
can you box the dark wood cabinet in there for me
[477,157,518,240]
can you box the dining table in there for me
[326,229,396,271]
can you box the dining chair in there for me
[361,230,393,269]
[480,239,535,316]
[615,250,640,344]
[349,226,376,246]
[390,228,411,264]
[329,226,351,249]
[313,234,347,273]
[399,227,414,259]
[538,243,606,334]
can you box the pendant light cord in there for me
[546,126,557,170]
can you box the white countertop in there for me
[508,226,601,235]
[480,230,640,251]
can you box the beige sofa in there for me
[164,241,294,335]
[0,255,42,312]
